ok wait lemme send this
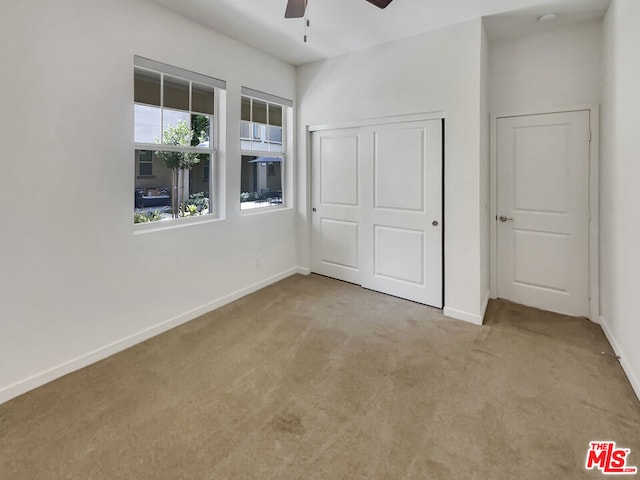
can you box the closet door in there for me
[310,118,443,308]
[311,128,362,284]
[360,119,443,307]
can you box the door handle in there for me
[499,215,514,222]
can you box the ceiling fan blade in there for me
[285,0,307,18]
[365,0,394,8]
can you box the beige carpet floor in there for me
[1,274,639,479]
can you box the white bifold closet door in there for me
[311,119,443,308]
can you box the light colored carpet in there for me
[1,274,638,479]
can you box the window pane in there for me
[203,161,210,183]
[163,75,189,110]
[139,150,152,162]
[240,120,251,139]
[240,155,283,210]
[253,100,267,124]
[269,104,283,127]
[134,68,161,106]
[191,114,211,148]
[189,155,211,209]
[134,150,173,222]
[139,162,153,176]
[241,120,252,150]
[137,150,153,176]
[163,110,191,145]
[134,150,211,222]
[252,124,263,140]
[268,125,283,153]
[241,96,251,121]
[244,124,268,152]
[134,104,161,143]
[192,83,214,114]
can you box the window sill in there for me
[133,213,223,235]
[239,204,291,216]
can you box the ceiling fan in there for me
[285,0,394,18]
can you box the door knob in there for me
[499,215,514,222]
[312,208,316,212]
[432,220,439,226]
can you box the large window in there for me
[240,88,291,210]
[133,56,225,224]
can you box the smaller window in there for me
[240,91,290,211]
[138,150,153,177]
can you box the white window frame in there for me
[133,56,225,227]
[240,88,291,213]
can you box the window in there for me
[133,56,225,224]
[137,150,153,177]
[240,88,291,210]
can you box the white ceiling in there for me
[484,0,610,40]
[148,0,611,66]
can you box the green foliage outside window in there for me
[155,121,206,218]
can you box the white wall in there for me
[0,0,297,403]
[479,22,491,313]
[296,20,487,324]
[490,20,603,114]
[600,0,640,398]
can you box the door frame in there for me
[308,111,446,133]
[489,105,600,321]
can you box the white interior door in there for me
[311,128,362,284]
[311,118,443,308]
[360,120,443,307]
[497,111,590,317]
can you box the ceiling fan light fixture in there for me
[366,0,394,8]
[284,0,307,18]
[285,0,395,19]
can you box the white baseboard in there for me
[443,306,484,326]
[481,290,491,320]
[443,291,490,326]
[599,316,640,402]
[296,266,311,275]
[0,267,300,406]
